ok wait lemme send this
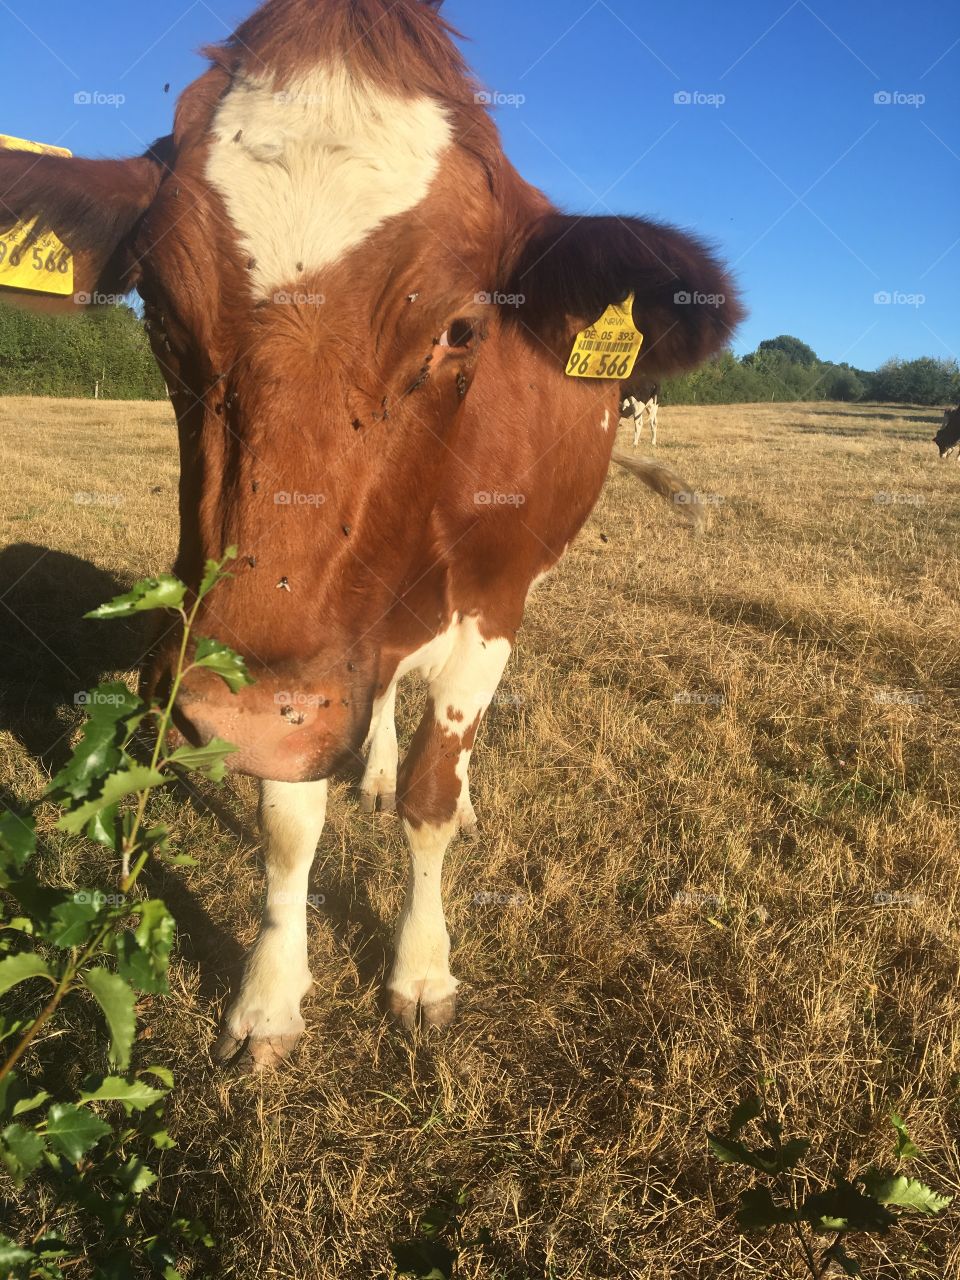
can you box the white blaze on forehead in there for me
[205,64,453,297]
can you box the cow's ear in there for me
[0,140,171,308]
[502,214,745,379]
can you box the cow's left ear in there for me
[502,214,745,379]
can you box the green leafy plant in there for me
[0,548,252,1278]
[708,1090,952,1278]
[390,1189,494,1279]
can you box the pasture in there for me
[1,397,958,1278]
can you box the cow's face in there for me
[126,17,510,779]
[934,408,960,458]
[0,0,743,782]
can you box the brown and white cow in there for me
[0,0,743,1070]
[934,405,960,461]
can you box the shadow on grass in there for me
[0,542,150,769]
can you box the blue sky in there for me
[1,0,957,369]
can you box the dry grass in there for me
[2,396,959,1278]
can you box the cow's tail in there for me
[610,447,706,533]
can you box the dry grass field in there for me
[1,396,959,1278]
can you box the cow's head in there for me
[934,407,960,458]
[0,0,743,782]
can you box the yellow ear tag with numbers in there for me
[0,135,75,298]
[566,293,643,380]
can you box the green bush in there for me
[0,302,165,400]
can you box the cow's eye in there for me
[440,318,477,351]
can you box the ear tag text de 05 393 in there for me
[565,293,643,380]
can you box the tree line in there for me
[0,303,956,407]
[664,336,959,406]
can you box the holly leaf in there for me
[167,738,237,782]
[85,576,185,618]
[82,969,136,1069]
[728,1094,763,1136]
[47,684,143,804]
[48,893,103,948]
[79,1076,167,1113]
[735,1186,801,1229]
[0,952,53,997]
[803,1180,896,1234]
[198,546,238,600]
[1,1123,46,1185]
[889,1113,920,1161]
[45,1103,112,1163]
[114,900,174,995]
[0,1235,34,1267]
[862,1172,951,1215]
[56,766,166,836]
[0,811,36,874]
[12,1090,51,1118]
[115,1154,158,1194]
[192,638,254,693]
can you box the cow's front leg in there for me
[213,779,327,1071]
[630,398,643,449]
[360,679,398,814]
[389,619,511,1028]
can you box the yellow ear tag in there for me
[0,136,75,298]
[566,293,643,380]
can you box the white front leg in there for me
[361,679,398,813]
[213,779,327,1071]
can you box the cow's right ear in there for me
[0,139,172,307]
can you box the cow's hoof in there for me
[212,1028,302,1073]
[360,786,396,815]
[457,800,478,839]
[387,981,458,1030]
